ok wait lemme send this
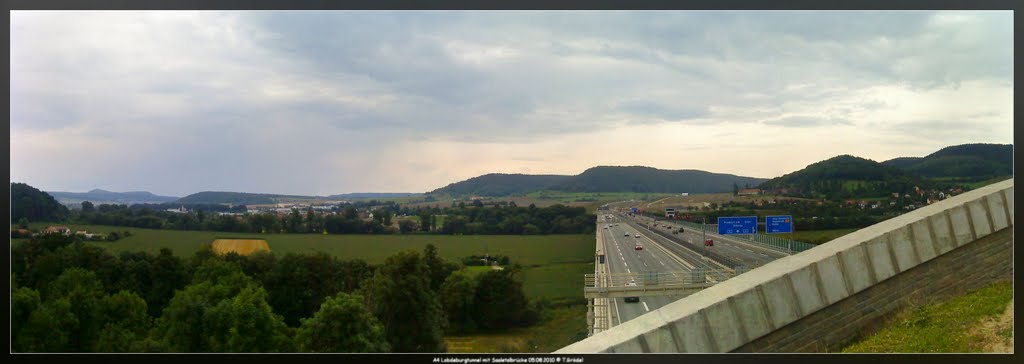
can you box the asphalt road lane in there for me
[599,216,693,326]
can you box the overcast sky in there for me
[10,11,1014,197]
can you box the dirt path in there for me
[976,299,1013,353]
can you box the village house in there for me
[75,230,99,239]
[737,188,761,196]
[165,205,189,214]
[44,226,70,235]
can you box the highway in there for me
[598,214,697,327]
[629,214,787,268]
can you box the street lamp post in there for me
[701,217,707,257]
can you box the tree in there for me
[16,298,78,352]
[423,244,459,292]
[93,291,151,352]
[46,267,106,352]
[418,211,432,232]
[286,209,304,233]
[81,201,95,212]
[152,259,291,352]
[343,206,359,220]
[733,182,739,196]
[263,252,344,327]
[148,248,188,317]
[203,286,294,352]
[18,217,30,229]
[398,219,417,234]
[361,250,447,352]
[294,292,390,352]
[472,267,536,330]
[373,208,393,227]
[439,270,478,334]
[11,286,41,348]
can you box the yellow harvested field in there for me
[211,238,271,256]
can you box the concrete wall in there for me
[556,179,1013,353]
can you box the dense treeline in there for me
[11,183,69,222]
[65,200,595,235]
[428,204,595,235]
[11,234,537,352]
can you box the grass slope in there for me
[842,280,1013,353]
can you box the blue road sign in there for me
[766,215,793,234]
[717,216,757,235]
[631,207,638,213]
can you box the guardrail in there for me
[585,269,737,289]
[674,220,815,253]
[640,223,747,269]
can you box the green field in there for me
[15,223,591,265]
[842,280,1013,353]
[445,305,588,353]
[792,228,859,245]
[520,262,593,302]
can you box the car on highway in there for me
[634,244,643,251]
[704,239,714,247]
[634,234,640,238]
[625,232,630,237]
[624,280,639,303]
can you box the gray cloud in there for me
[9,11,1013,195]
[763,116,853,128]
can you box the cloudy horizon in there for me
[10,11,1014,197]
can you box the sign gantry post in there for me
[765,215,794,252]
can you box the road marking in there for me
[642,302,650,312]
[626,268,631,273]
[612,297,622,326]
[745,249,754,253]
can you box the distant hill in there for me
[882,143,1013,181]
[429,174,573,196]
[551,166,769,193]
[176,191,319,205]
[328,192,420,200]
[12,183,69,222]
[47,189,179,206]
[758,155,929,200]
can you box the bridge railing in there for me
[585,270,736,289]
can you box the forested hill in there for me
[551,166,769,193]
[428,174,572,196]
[757,155,928,200]
[11,182,70,222]
[47,189,179,205]
[882,143,1013,181]
[176,191,319,205]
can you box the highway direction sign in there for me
[717,216,757,235]
[766,215,793,234]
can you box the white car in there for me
[634,234,640,238]
[624,232,630,237]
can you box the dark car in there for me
[704,239,714,247]
[624,280,640,303]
